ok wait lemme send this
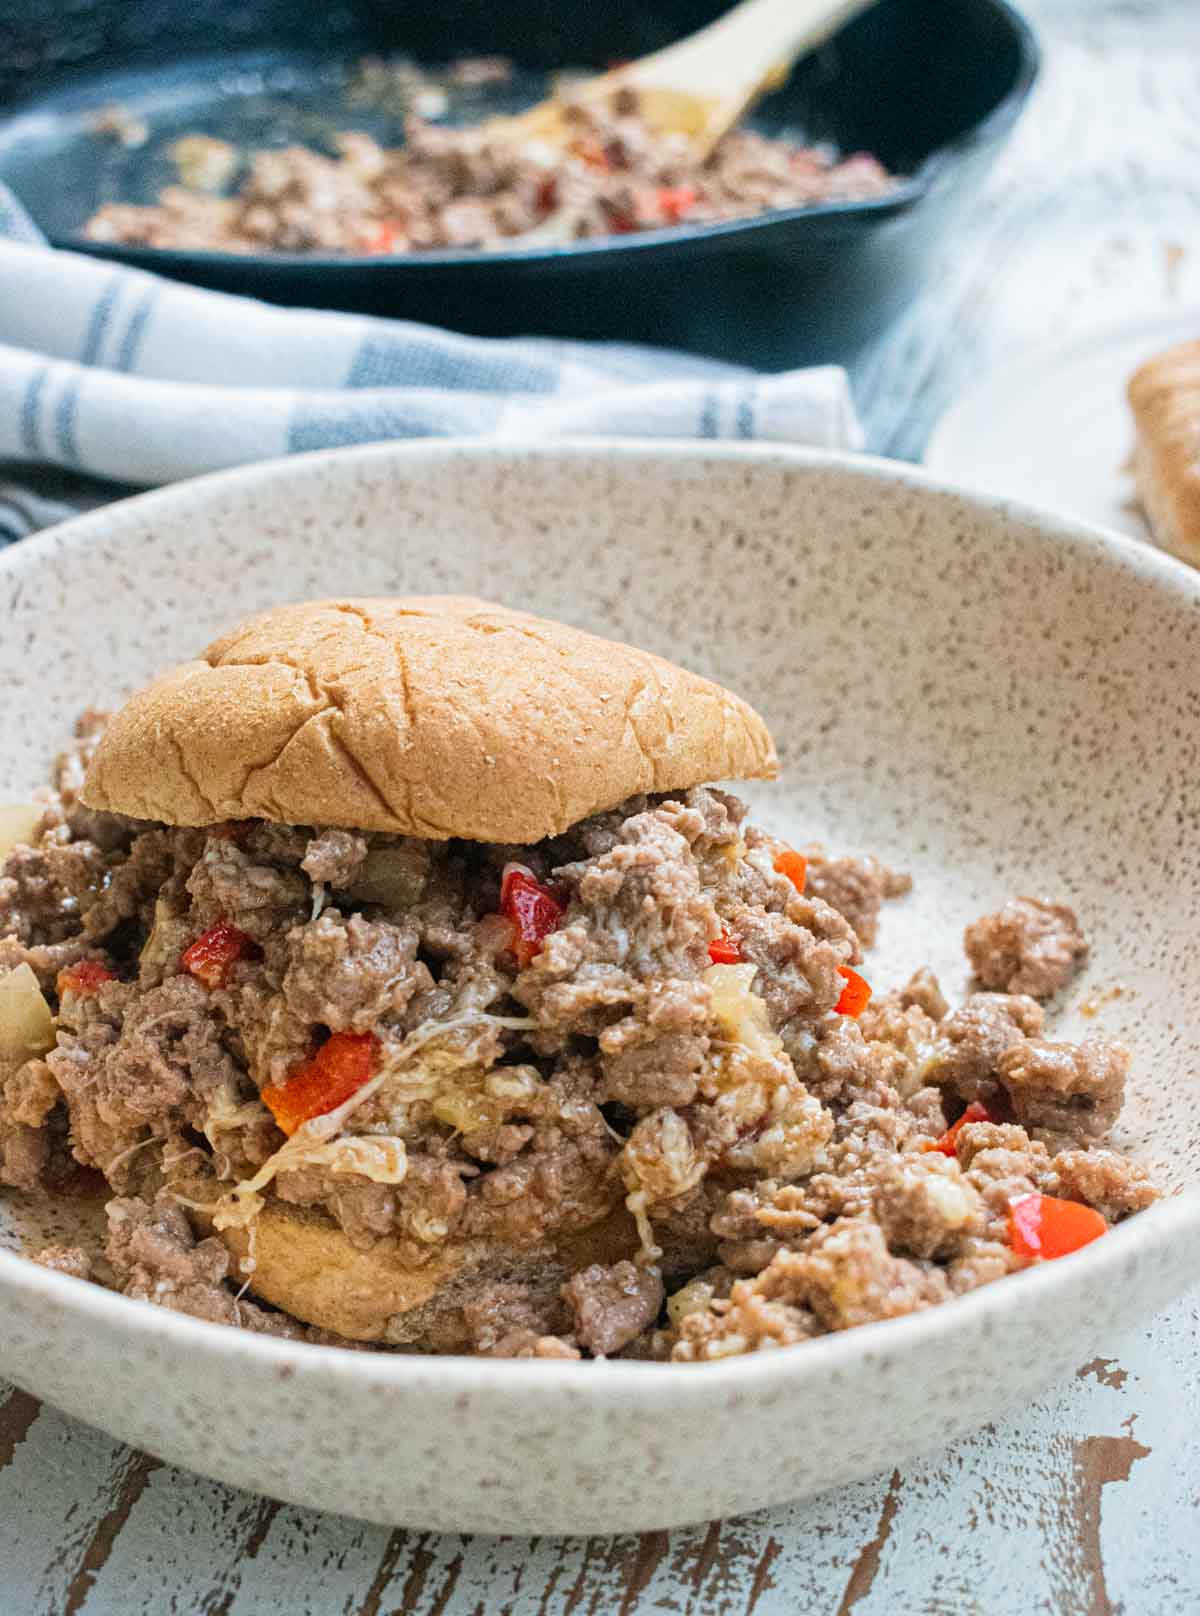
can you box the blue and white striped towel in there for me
[0,178,863,535]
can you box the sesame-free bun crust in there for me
[174,1169,640,1346]
[83,597,778,841]
[1128,339,1200,566]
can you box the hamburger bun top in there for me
[82,596,777,842]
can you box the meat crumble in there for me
[0,715,1156,1360]
[83,62,897,256]
[964,896,1088,998]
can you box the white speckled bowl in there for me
[1,442,1197,1534]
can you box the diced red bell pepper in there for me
[57,960,116,996]
[1007,1192,1107,1260]
[182,922,260,990]
[922,1100,994,1156]
[261,1031,380,1137]
[361,221,402,254]
[708,931,743,965]
[656,185,697,223]
[773,850,807,894]
[500,864,567,969]
[834,965,871,1017]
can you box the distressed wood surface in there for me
[4,1,1200,1610]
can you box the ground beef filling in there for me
[964,896,1088,998]
[83,77,897,256]
[0,718,1156,1360]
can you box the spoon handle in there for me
[493,0,875,155]
[624,0,874,113]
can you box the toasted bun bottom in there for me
[178,1174,641,1347]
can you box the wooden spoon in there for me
[492,0,877,159]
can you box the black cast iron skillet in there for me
[0,0,1037,369]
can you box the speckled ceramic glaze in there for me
[0,442,1197,1535]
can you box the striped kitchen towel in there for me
[0,179,863,538]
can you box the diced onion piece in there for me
[0,804,42,860]
[168,134,237,192]
[667,1277,716,1328]
[923,1171,977,1231]
[704,962,780,1060]
[0,964,55,1059]
[140,896,172,969]
[431,1064,541,1135]
[432,1072,499,1135]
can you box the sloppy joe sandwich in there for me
[0,598,1157,1361]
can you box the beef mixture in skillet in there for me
[0,715,1155,1360]
[84,58,896,255]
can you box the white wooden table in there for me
[4,2,1200,1609]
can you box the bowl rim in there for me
[0,1198,1193,1398]
[1,433,1196,1402]
[5,0,1039,274]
